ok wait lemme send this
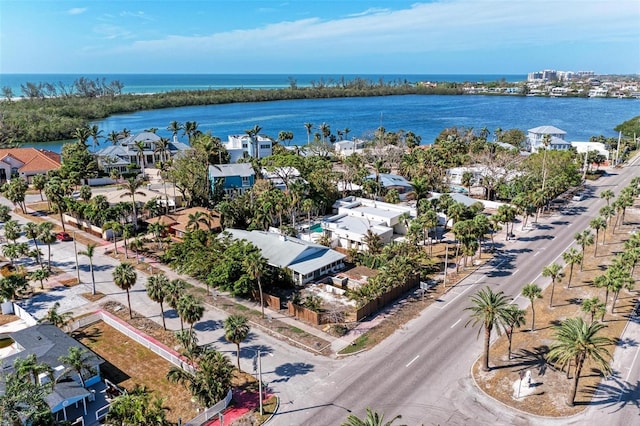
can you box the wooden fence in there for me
[287,302,321,325]
[355,275,420,321]
[261,293,281,310]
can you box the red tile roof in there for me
[0,148,61,173]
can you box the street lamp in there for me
[249,349,273,416]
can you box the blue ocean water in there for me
[3,74,638,152]
[0,73,525,95]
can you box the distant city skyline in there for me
[1,1,639,75]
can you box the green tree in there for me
[103,220,122,254]
[146,273,170,330]
[581,297,606,324]
[589,217,606,257]
[165,279,187,324]
[0,368,54,426]
[341,408,404,426]
[176,293,204,331]
[0,273,29,301]
[106,385,170,426]
[29,267,50,290]
[79,243,97,295]
[2,178,29,213]
[243,251,268,318]
[13,353,53,385]
[562,248,583,289]
[24,222,43,266]
[224,314,250,371]
[574,230,594,271]
[113,262,137,319]
[120,177,147,229]
[600,189,615,206]
[57,347,95,389]
[465,287,510,371]
[547,318,613,406]
[502,305,526,360]
[38,222,56,270]
[166,347,233,408]
[3,219,21,243]
[542,262,564,308]
[31,174,47,201]
[39,301,73,328]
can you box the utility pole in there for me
[443,243,449,289]
[73,231,80,284]
[258,350,263,416]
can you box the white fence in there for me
[67,310,193,374]
[184,389,233,426]
[13,303,39,326]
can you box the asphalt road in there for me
[280,156,640,426]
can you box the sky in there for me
[1,0,639,75]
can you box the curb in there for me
[261,395,280,425]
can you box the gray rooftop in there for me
[209,163,255,178]
[225,229,345,275]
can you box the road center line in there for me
[406,355,419,367]
[451,318,462,329]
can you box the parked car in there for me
[572,194,583,202]
[56,232,73,241]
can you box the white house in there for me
[527,126,570,152]
[224,134,273,163]
[225,229,345,285]
[322,196,417,251]
[334,139,367,157]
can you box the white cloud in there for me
[107,1,640,61]
[93,24,134,40]
[67,7,87,15]
[120,10,154,21]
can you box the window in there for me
[241,176,250,186]
[260,144,271,149]
[242,143,248,149]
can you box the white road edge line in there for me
[625,345,640,382]
[451,318,462,329]
[512,269,519,275]
[406,355,419,367]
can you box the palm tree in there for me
[244,251,268,318]
[146,273,170,330]
[341,408,403,426]
[71,126,91,147]
[58,346,96,388]
[176,293,204,331]
[120,177,147,229]
[581,297,606,324]
[502,305,526,360]
[547,318,613,406]
[465,287,510,371]
[574,230,594,271]
[224,314,250,371]
[167,121,183,140]
[13,354,53,385]
[304,122,313,145]
[38,222,56,270]
[106,385,169,426]
[542,262,564,308]
[589,217,606,257]
[165,279,187,324]
[3,219,21,244]
[24,222,42,266]
[113,262,137,319]
[89,124,103,152]
[79,243,97,295]
[600,189,614,205]
[103,221,122,254]
[521,283,542,332]
[39,301,73,328]
[29,267,50,290]
[133,140,146,175]
[166,347,233,408]
[107,130,120,145]
[186,211,211,232]
[562,248,583,289]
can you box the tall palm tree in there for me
[341,408,403,426]
[502,305,526,360]
[176,293,204,331]
[24,222,42,266]
[58,346,96,388]
[547,318,613,406]
[29,267,50,290]
[167,121,183,140]
[120,177,147,230]
[39,301,73,328]
[107,130,120,145]
[89,124,103,152]
[521,283,542,331]
[14,354,53,385]
[542,262,564,308]
[244,251,268,318]
[304,122,313,145]
[581,297,606,324]
[71,126,91,147]
[224,314,250,371]
[79,243,97,295]
[146,273,170,330]
[562,248,583,289]
[186,211,211,232]
[465,286,510,371]
[165,279,187,324]
[574,230,594,271]
[38,222,56,270]
[113,262,137,319]
[133,140,147,175]
[103,221,122,254]
[589,217,606,257]
[600,189,614,206]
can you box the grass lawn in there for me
[473,208,640,417]
[74,320,197,424]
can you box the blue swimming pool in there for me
[310,223,323,233]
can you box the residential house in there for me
[209,163,256,196]
[95,132,190,173]
[225,229,345,285]
[527,126,571,152]
[1,324,104,422]
[322,196,417,251]
[224,134,273,163]
[0,148,61,183]
[333,139,366,158]
[145,207,221,239]
[260,166,305,191]
[571,141,610,165]
[364,173,414,197]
